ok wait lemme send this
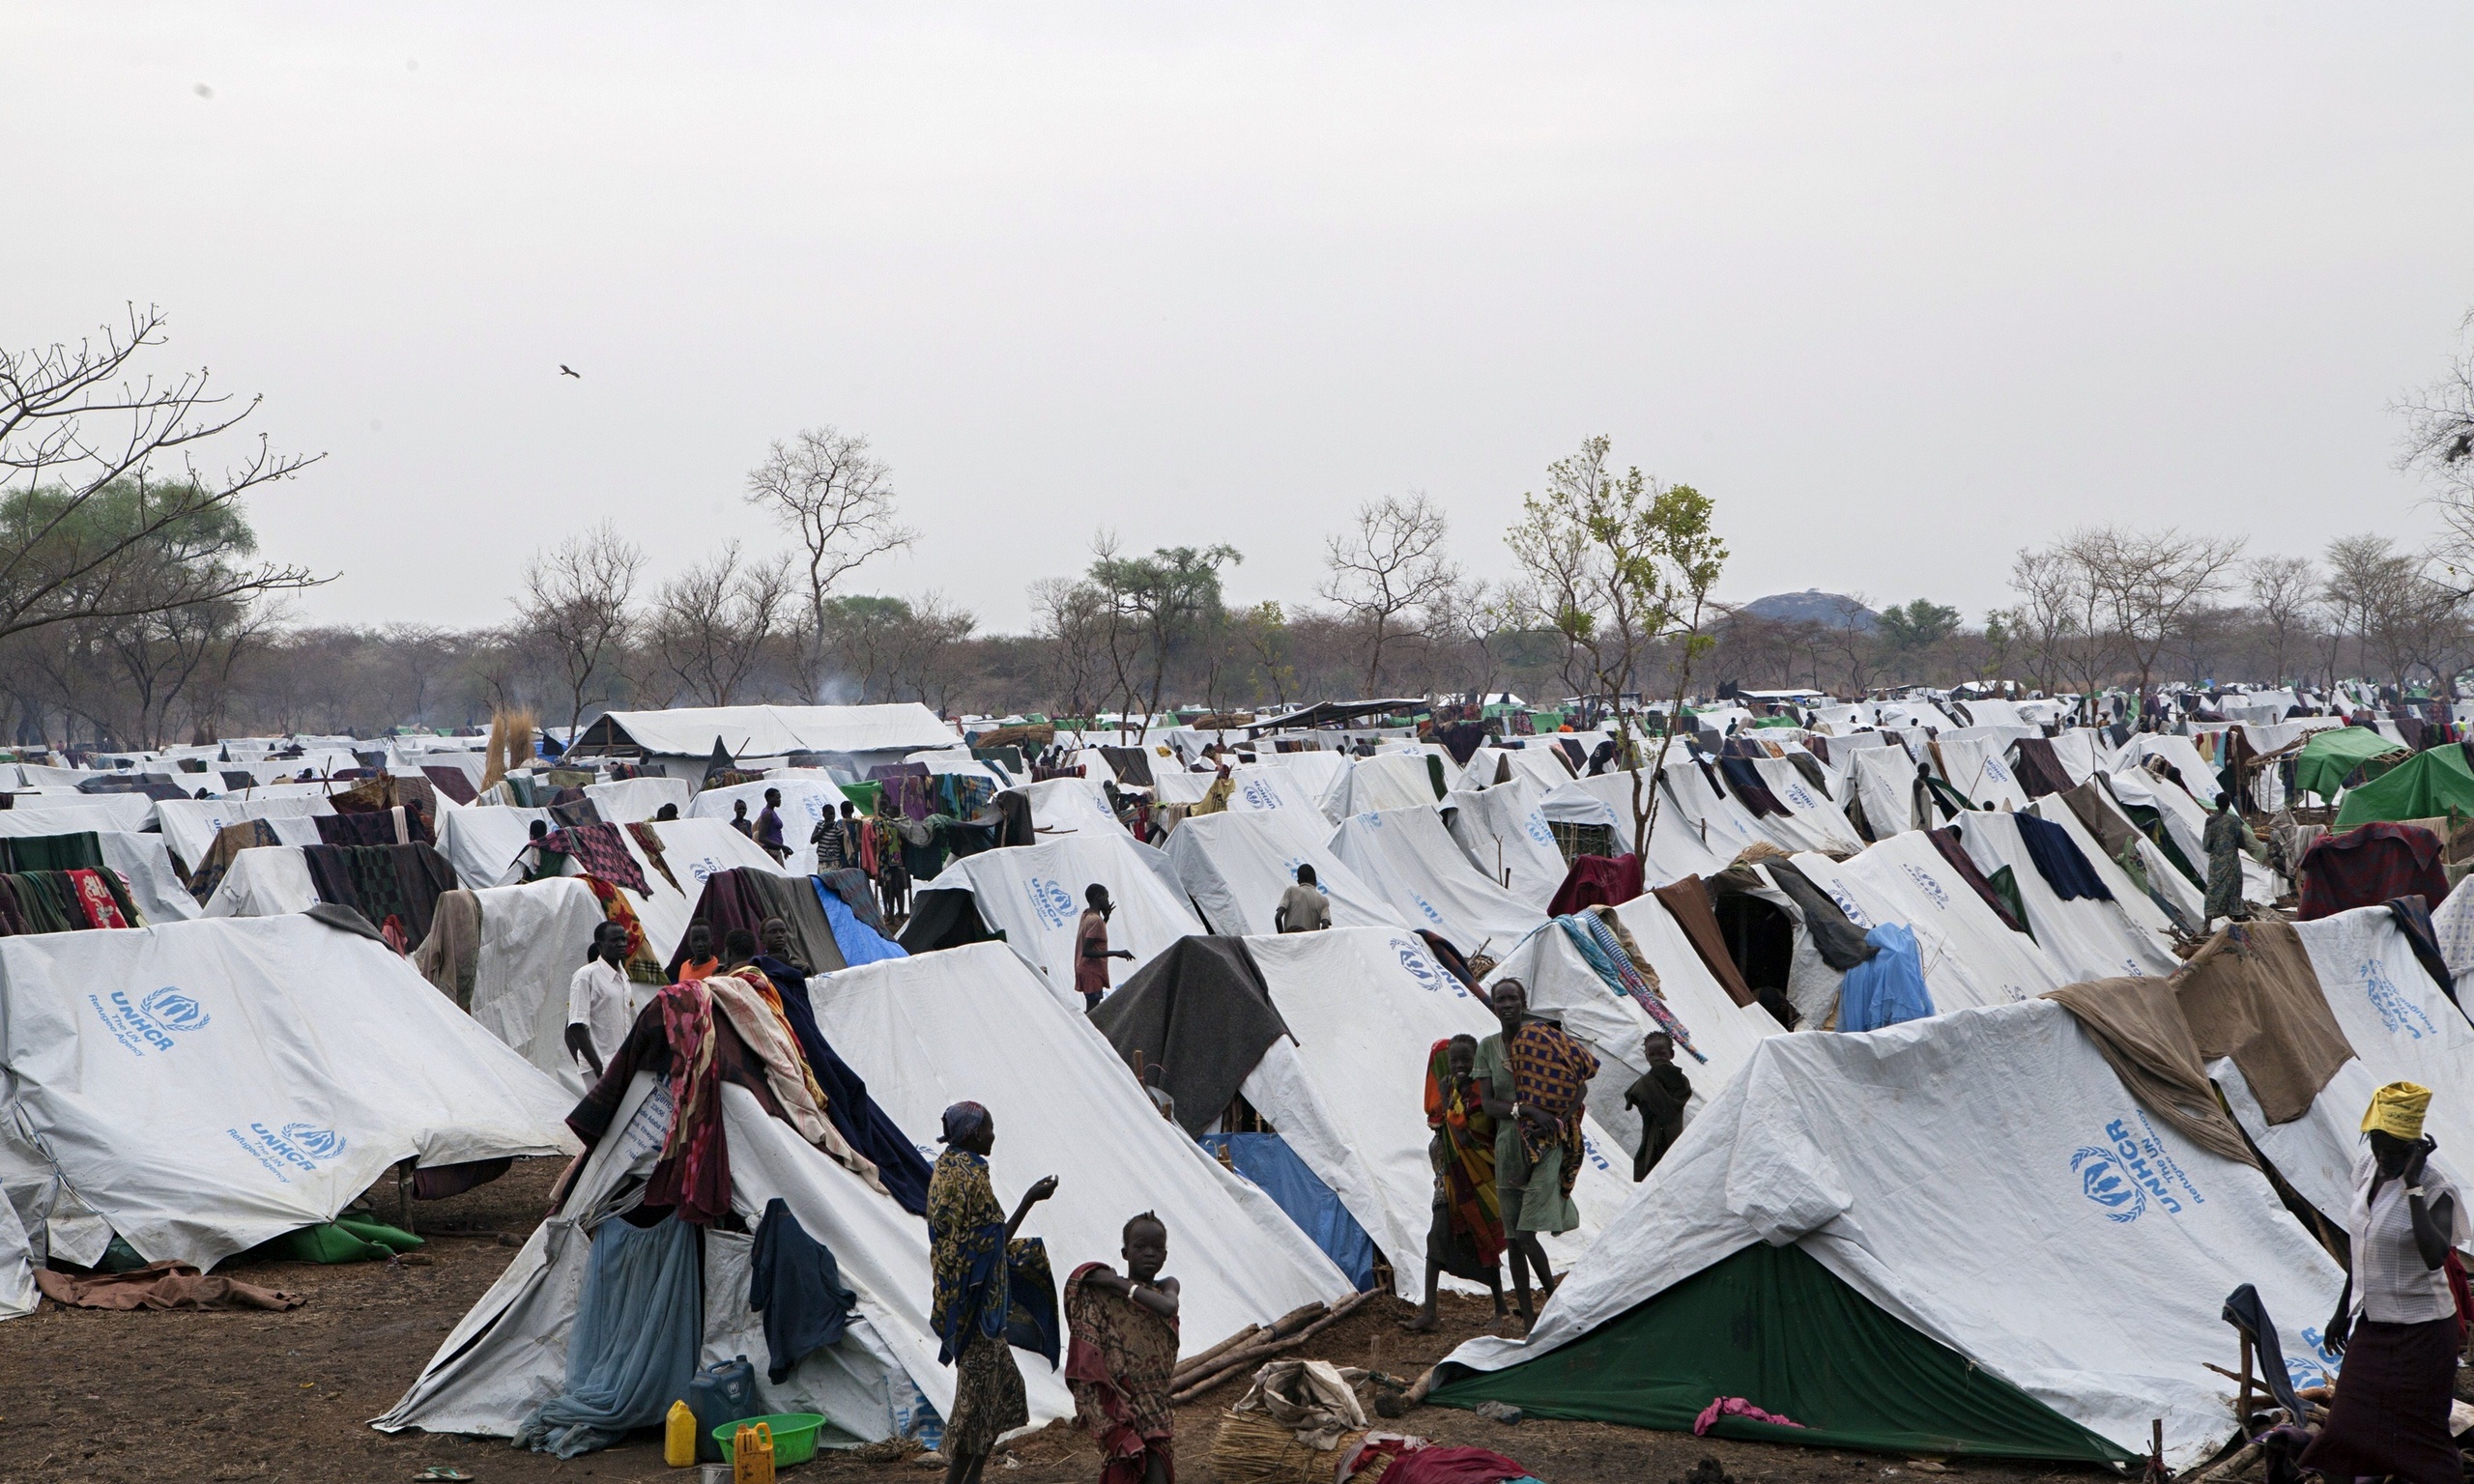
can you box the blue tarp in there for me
[516,1213,702,1457]
[1837,922,1933,1033]
[813,876,907,965]
[1199,1132,1376,1291]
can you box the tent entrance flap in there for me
[1428,1242,2134,1465]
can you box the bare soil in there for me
[0,1157,2114,1484]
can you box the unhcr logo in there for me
[1026,875,1076,930]
[280,1123,348,1161]
[2071,1146,2145,1222]
[1899,865,1951,910]
[2073,1113,2205,1224]
[2361,957,2433,1041]
[1391,936,1453,994]
[141,986,210,1034]
[1241,781,1280,810]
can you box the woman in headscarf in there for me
[2303,1081,2465,1484]
[1403,1034,1506,1332]
[928,1101,1059,1484]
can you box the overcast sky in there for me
[10,4,2472,634]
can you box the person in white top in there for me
[565,920,634,1079]
[2304,1080,2465,1484]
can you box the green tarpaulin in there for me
[2294,727,2408,801]
[2335,744,2474,828]
[1429,1241,2135,1465]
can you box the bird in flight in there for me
[559,364,582,379]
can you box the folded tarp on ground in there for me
[1433,997,2343,1467]
[0,914,577,1274]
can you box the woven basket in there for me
[1207,1410,1378,1484]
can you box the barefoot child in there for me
[1065,1213,1182,1484]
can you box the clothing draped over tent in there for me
[1548,853,1646,917]
[2174,920,2357,1125]
[540,822,651,898]
[752,952,933,1214]
[1091,935,1292,1139]
[2016,813,2113,903]
[1836,923,1932,1032]
[514,1212,701,1458]
[2299,823,2449,921]
[749,1196,858,1384]
[2042,976,2257,1167]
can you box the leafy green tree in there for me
[1877,599,1961,652]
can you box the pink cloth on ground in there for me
[1692,1396,1806,1435]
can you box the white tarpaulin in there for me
[2023,797,2190,938]
[1742,756,1865,855]
[2294,907,2474,1163]
[201,846,320,918]
[157,795,331,872]
[1223,762,1344,852]
[1010,777,1121,836]
[5,793,157,835]
[589,703,956,759]
[1441,779,1568,910]
[582,776,690,822]
[1952,812,2178,982]
[0,915,578,1272]
[688,776,850,850]
[605,818,800,963]
[96,831,199,924]
[1165,812,1405,936]
[1242,928,1632,1297]
[1336,752,1444,815]
[911,833,1204,1005]
[1851,746,1919,840]
[1932,732,2031,811]
[1790,834,2067,1012]
[467,877,618,1096]
[437,805,551,890]
[1328,808,1545,962]
[1442,999,2345,1467]
[813,942,1355,1343]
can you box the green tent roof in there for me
[2293,727,2408,801]
[2334,743,2474,828]
[1429,1241,2135,1464]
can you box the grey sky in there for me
[10,4,2471,633]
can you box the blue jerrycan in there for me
[689,1355,761,1463]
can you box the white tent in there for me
[202,846,321,918]
[1240,928,1635,1297]
[1164,811,1406,936]
[385,934,1358,1444]
[1440,779,1569,910]
[582,776,691,822]
[157,794,331,872]
[1788,833,2068,1013]
[1931,730,2032,811]
[1334,752,1444,816]
[1950,812,2179,982]
[688,776,851,848]
[1008,777,1122,836]
[1440,998,2344,1468]
[466,877,624,1095]
[1327,807,1545,962]
[1222,761,1344,852]
[1482,901,1782,1155]
[4,792,158,834]
[438,805,553,889]
[910,833,1205,1006]
[2117,734,2224,807]
[97,831,200,924]
[580,703,957,762]
[0,915,577,1278]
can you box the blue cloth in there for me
[1836,922,1933,1033]
[755,954,933,1215]
[751,1197,858,1384]
[2015,813,2114,902]
[1199,1132,1376,1291]
[516,1213,702,1457]
[813,876,907,965]
[1556,914,1708,1064]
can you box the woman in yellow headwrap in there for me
[2302,1081,2466,1484]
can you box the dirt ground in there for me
[0,1156,2115,1484]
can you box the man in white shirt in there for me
[565,920,634,1079]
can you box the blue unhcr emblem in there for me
[2072,1145,2146,1222]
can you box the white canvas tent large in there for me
[1221,761,1345,853]
[1788,833,2068,1013]
[1438,998,2344,1468]
[1327,807,1545,962]
[1440,778,1568,911]
[156,795,331,872]
[465,877,625,1095]
[381,942,1355,1443]
[437,805,552,890]
[1164,811,1406,936]
[0,915,577,1281]
[1951,812,2179,982]
[910,832,1205,1005]
[1239,928,1635,1296]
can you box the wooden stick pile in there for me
[1169,1291,1382,1405]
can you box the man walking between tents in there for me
[564,920,633,1080]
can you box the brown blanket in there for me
[2043,975,2257,1167]
[2172,920,2356,1126]
[1650,876,1757,1008]
[36,1260,302,1312]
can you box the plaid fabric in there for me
[1510,1019,1598,1200]
[542,822,649,898]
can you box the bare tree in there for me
[2397,310,2474,573]
[1029,575,1111,723]
[517,523,646,736]
[1320,492,1457,695]
[2046,525,2244,707]
[744,426,915,698]
[2322,534,2412,685]
[647,542,793,706]
[2244,555,2320,688]
[1,306,328,640]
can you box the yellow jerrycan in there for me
[733,1420,776,1484]
[664,1399,698,1467]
